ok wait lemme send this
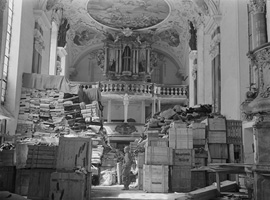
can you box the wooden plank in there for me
[56,137,92,172]
[27,169,54,200]
[49,172,91,200]
[170,165,192,192]
[15,169,30,196]
[137,152,145,168]
[208,144,228,159]
[0,166,16,192]
[145,146,173,165]
[143,165,169,193]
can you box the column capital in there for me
[250,0,266,13]
[189,50,198,60]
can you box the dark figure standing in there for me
[122,146,132,190]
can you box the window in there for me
[0,0,13,104]
[122,46,131,72]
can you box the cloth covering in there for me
[22,73,79,94]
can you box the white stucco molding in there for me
[189,50,198,61]
[34,10,51,31]
[0,0,7,12]
[57,47,67,58]
[209,33,220,58]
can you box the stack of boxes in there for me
[50,137,92,200]
[143,137,172,193]
[169,122,194,192]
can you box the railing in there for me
[71,81,188,98]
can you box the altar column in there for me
[152,97,156,117]
[107,100,111,123]
[141,100,145,123]
[123,94,129,123]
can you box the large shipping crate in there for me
[173,149,194,166]
[147,138,168,147]
[57,137,92,172]
[208,118,226,131]
[192,123,206,140]
[191,170,207,190]
[208,144,228,159]
[0,166,16,192]
[26,145,58,169]
[145,146,173,165]
[16,143,29,169]
[226,120,242,144]
[143,165,169,193]
[15,169,30,196]
[49,172,91,200]
[208,130,227,143]
[137,152,145,168]
[27,169,54,200]
[169,127,193,149]
[170,165,192,192]
[0,150,15,166]
[138,167,143,190]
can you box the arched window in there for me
[122,46,131,72]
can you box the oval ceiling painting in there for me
[87,0,170,30]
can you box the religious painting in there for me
[73,27,98,46]
[87,0,170,30]
[158,29,180,47]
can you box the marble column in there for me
[104,46,108,74]
[107,100,111,123]
[250,0,267,49]
[189,50,198,107]
[141,100,145,123]
[123,94,129,123]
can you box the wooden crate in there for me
[146,128,160,139]
[207,172,228,186]
[145,146,173,165]
[0,150,15,166]
[170,121,187,128]
[208,130,227,143]
[143,165,168,193]
[173,149,194,166]
[137,152,145,168]
[147,138,168,147]
[57,137,92,172]
[50,172,91,200]
[27,169,54,200]
[16,143,28,169]
[208,118,226,131]
[130,142,138,152]
[0,166,16,192]
[15,169,30,196]
[193,139,206,146]
[210,158,227,163]
[170,165,191,192]
[226,120,242,144]
[26,145,58,169]
[194,157,207,167]
[208,144,228,159]
[192,123,206,139]
[169,127,193,149]
[191,170,207,190]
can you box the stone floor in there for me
[91,185,187,200]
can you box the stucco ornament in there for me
[121,28,133,37]
[249,0,266,13]
[34,29,45,54]
[0,0,7,12]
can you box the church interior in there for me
[0,0,270,199]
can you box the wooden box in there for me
[193,139,206,146]
[143,165,168,193]
[173,149,194,166]
[208,130,227,144]
[194,157,207,167]
[226,120,242,144]
[0,150,15,166]
[208,144,228,159]
[26,145,58,169]
[208,118,226,131]
[191,170,207,190]
[146,129,160,139]
[192,123,206,139]
[15,169,30,196]
[0,166,16,192]
[169,127,193,149]
[56,137,92,172]
[170,165,191,192]
[147,138,168,147]
[145,146,173,165]
[50,172,91,200]
[210,158,227,163]
[27,169,54,200]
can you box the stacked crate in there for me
[207,117,228,184]
[15,144,58,200]
[169,121,194,193]
[143,138,171,193]
[192,123,207,168]
[50,137,92,200]
[0,149,16,193]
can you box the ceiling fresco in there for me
[52,0,211,68]
[86,0,170,30]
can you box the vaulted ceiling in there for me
[47,0,218,70]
